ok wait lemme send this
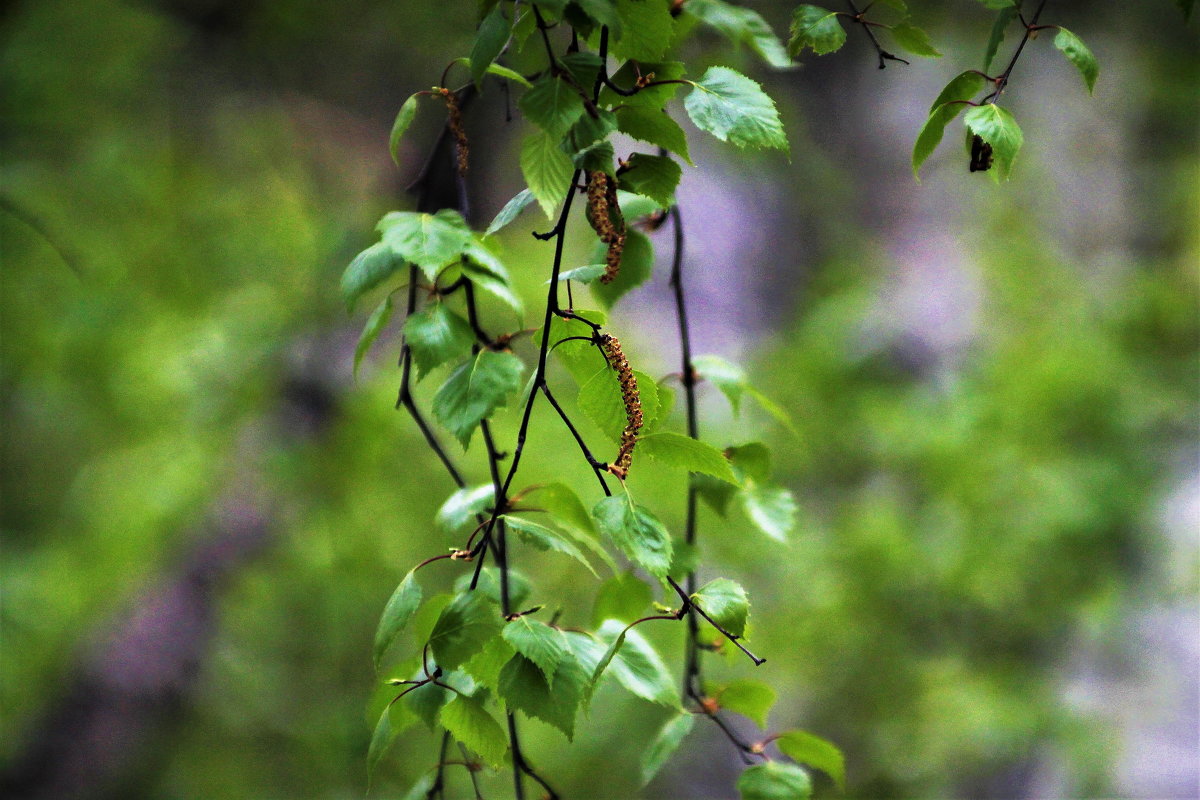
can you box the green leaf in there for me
[564,109,618,155]
[983,7,1017,72]
[575,0,621,33]
[641,711,696,785]
[685,66,788,152]
[912,102,972,180]
[428,591,503,670]
[618,153,681,208]
[469,4,510,89]
[578,366,661,443]
[462,635,516,690]
[612,0,674,61]
[403,302,476,381]
[456,567,534,610]
[378,209,473,281]
[462,240,524,317]
[436,484,494,533]
[715,679,776,729]
[746,386,796,433]
[692,353,747,413]
[691,577,749,637]
[498,652,588,739]
[600,61,686,108]
[1053,27,1099,94]
[440,693,508,767]
[963,103,1023,180]
[545,308,608,384]
[740,482,797,542]
[974,0,1016,8]
[404,674,455,730]
[480,62,533,87]
[592,495,673,578]
[615,106,693,165]
[889,21,941,58]
[521,129,574,219]
[589,228,654,308]
[776,729,845,791]
[528,482,598,539]
[685,0,792,69]
[592,571,653,627]
[502,615,570,682]
[374,569,423,670]
[639,432,738,485]
[557,263,608,283]
[389,93,421,167]
[520,74,587,139]
[485,188,536,237]
[595,618,678,707]
[433,350,525,448]
[399,773,435,800]
[928,70,988,113]
[367,704,400,785]
[504,514,601,577]
[342,241,405,312]
[788,5,846,57]
[354,293,396,379]
[737,761,813,800]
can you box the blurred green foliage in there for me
[1,1,1196,798]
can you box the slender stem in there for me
[457,743,486,800]
[845,0,909,69]
[984,0,1050,104]
[540,383,612,494]
[426,731,452,800]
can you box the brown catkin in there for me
[585,171,626,284]
[441,88,469,177]
[598,334,642,479]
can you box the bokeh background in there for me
[1,1,1197,798]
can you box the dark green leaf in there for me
[983,7,1017,71]
[589,227,654,308]
[715,679,776,728]
[685,66,788,152]
[433,350,525,448]
[592,571,653,627]
[691,577,749,637]
[520,74,586,138]
[469,4,510,89]
[615,106,693,165]
[404,678,455,730]
[502,615,570,682]
[595,618,678,707]
[504,514,601,577]
[889,21,941,58]
[592,495,673,578]
[1053,27,1099,94]
[575,0,621,33]
[618,153,681,208]
[1177,0,1195,21]
[341,241,404,311]
[354,293,395,379]
[974,0,1016,8]
[564,109,617,154]
[389,93,421,167]
[485,188,536,237]
[378,209,472,281]
[374,569,423,670]
[403,302,475,381]
[463,634,515,690]
[436,484,494,533]
[685,0,791,69]
[498,652,588,739]
[439,694,508,767]
[612,0,674,61]
[776,729,845,791]
[639,432,738,485]
[788,5,846,57]
[641,711,696,784]
[521,129,574,219]
[963,103,1023,180]
[428,591,503,670]
[737,761,813,800]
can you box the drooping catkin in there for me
[585,171,626,284]
[598,333,641,479]
[440,87,469,177]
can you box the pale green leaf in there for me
[913,102,972,180]
[692,353,748,413]
[740,481,797,542]
[641,711,696,784]
[592,571,653,628]
[557,263,608,283]
[440,694,508,767]
[715,679,776,729]
[428,591,503,670]
[639,432,738,485]
[691,577,749,637]
[341,241,404,311]
[889,21,941,58]
[685,67,788,152]
[596,618,678,707]
[544,308,608,385]
[788,5,846,57]
[436,484,494,533]
[498,652,588,739]
[378,209,472,281]
[502,615,570,682]
[578,366,660,443]
[738,761,813,800]
[354,293,395,379]
[963,103,1023,179]
[462,635,515,690]
[521,129,574,219]
[403,301,475,381]
[592,495,673,578]
[433,350,525,448]
[599,60,686,108]
[685,0,792,69]
[776,729,846,791]
[374,569,423,670]
[485,188,536,237]
[1054,27,1099,94]
[503,514,601,577]
[389,93,420,167]
[928,70,988,113]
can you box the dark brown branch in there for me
[845,0,909,69]
[982,0,1050,104]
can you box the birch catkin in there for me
[598,333,641,479]
[585,171,626,284]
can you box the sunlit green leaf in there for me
[715,679,776,728]
[595,618,678,707]
[612,0,674,61]
[504,514,601,577]
[378,209,472,281]
[433,350,525,448]
[740,482,797,542]
[498,651,588,739]
[738,761,813,800]
[462,240,524,317]
[615,106,693,165]
[1053,27,1099,94]
[403,301,475,381]
[788,5,846,57]
[521,129,574,219]
[963,103,1023,180]
[693,353,748,413]
[686,0,791,69]
[520,74,587,139]
[440,693,508,767]
[502,615,570,682]
[639,432,738,485]
[592,495,673,578]
[641,711,696,784]
[685,66,788,152]
[342,241,405,311]
[485,188,536,237]
[590,228,654,308]
[600,61,686,108]
[374,568,423,670]
[578,366,660,443]
[691,577,749,637]
[463,635,515,691]
[592,571,653,627]
[776,729,846,790]
[436,484,494,533]
[428,591,503,670]
[889,21,941,58]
